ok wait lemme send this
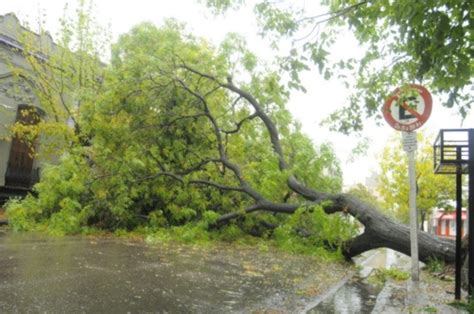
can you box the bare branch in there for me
[214,201,302,226]
[295,1,368,24]
[130,113,208,134]
[222,112,258,134]
[188,179,246,194]
[294,1,368,42]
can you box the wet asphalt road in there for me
[0,231,350,313]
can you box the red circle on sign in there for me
[382,84,432,132]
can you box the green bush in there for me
[368,267,410,285]
[6,152,91,233]
[5,198,38,232]
[273,205,357,257]
[425,257,445,274]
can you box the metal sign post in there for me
[403,131,419,281]
[383,84,432,283]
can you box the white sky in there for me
[2,0,472,188]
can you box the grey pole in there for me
[468,129,474,295]
[408,142,419,281]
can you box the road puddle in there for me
[307,277,383,313]
[307,248,413,313]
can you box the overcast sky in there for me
[2,0,472,188]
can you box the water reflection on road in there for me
[308,279,381,313]
[308,248,413,313]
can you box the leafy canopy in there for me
[203,0,473,133]
[8,0,108,154]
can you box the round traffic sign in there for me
[382,84,432,132]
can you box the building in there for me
[432,208,467,238]
[0,13,53,199]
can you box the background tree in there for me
[377,133,456,230]
[203,0,473,133]
[10,0,108,153]
[347,183,381,209]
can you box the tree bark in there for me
[320,194,456,263]
[420,211,425,231]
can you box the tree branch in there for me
[221,112,258,134]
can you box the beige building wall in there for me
[0,13,50,187]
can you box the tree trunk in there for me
[309,193,456,264]
[420,211,425,231]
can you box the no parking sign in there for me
[382,83,433,282]
[382,84,432,132]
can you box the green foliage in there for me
[337,0,472,118]
[368,267,410,285]
[6,13,344,263]
[273,205,357,257]
[217,224,246,242]
[10,0,108,153]
[170,225,212,244]
[285,133,342,194]
[48,205,84,235]
[203,0,244,14]
[204,0,473,133]
[347,183,381,209]
[421,306,437,313]
[6,151,91,234]
[425,257,445,274]
[4,199,38,232]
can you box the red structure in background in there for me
[434,209,467,238]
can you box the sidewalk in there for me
[309,249,468,313]
[367,250,467,313]
[372,278,466,313]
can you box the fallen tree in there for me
[5,21,456,264]
[163,64,456,263]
